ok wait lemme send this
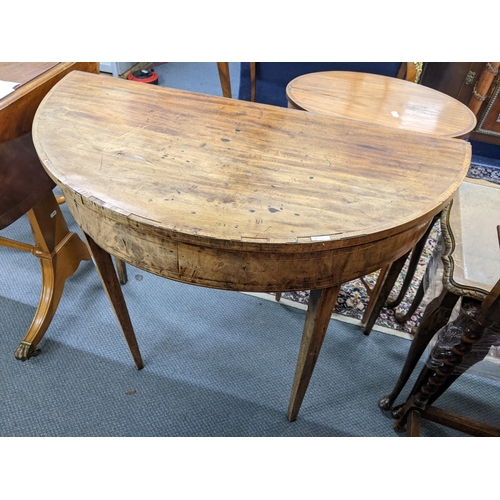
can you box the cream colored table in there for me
[32,71,470,421]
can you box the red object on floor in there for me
[127,69,159,85]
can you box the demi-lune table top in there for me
[31,71,472,421]
[33,72,470,267]
[286,71,477,139]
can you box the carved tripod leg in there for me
[287,285,340,422]
[14,192,91,361]
[83,233,144,370]
[362,250,411,335]
[378,287,459,411]
[386,213,439,310]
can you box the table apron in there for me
[65,191,432,292]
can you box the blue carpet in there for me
[152,62,240,99]
[1,201,499,437]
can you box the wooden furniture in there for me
[239,63,421,108]
[216,63,232,98]
[0,62,99,361]
[115,62,256,286]
[420,62,500,146]
[32,71,470,421]
[217,62,256,101]
[379,178,500,415]
[286,71,475,136]
[391,277,500,437]
[285,71,477,332]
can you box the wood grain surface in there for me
[286,71,477,139]
[32,71,471,292]
[0,62,59,88]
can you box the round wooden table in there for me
[32,71,471,421]
[287,71,477,332]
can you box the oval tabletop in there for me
[286,71,477,139]
[32,71,471,292]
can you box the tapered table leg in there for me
[115,257,128,285]
[361,265,390,324]
[394,279,426,323]
[362,250,411,335]
[13,192,91,361]
[386,213,439,310]
[249,62,256,102]
[287,285,340,422]
[216,62,232,98]
[84,233,144,370]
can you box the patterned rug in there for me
[269,164,500,343]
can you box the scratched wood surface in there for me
[286,71,477,139]
[32,71,471,292]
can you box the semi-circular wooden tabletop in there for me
[32,71,471,293]
[286,71,477,139]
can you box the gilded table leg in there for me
[84,233,144,370]
[14,192,91,361]
[287,285,340,422]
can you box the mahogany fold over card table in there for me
[32,71,471,421]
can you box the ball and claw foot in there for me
[14,341,41,362]
[378,395,394,411]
